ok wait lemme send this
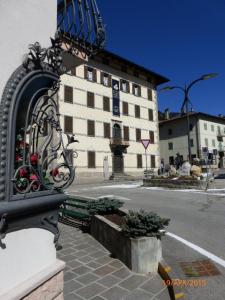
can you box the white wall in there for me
[0,0,57,100]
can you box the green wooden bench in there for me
[59,195,94,225]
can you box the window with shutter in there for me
[64,116,73,134]
[148,89,153,101]
[149,131,155,143]
[148,109,154,121]
[93,68,97,82]
[71,68,76,76]
[151,155,156,168]
[135,105,140,118]
[87,120,95,136]
[120,79,129,93]
[87,92,95,108]
[104,123,110,138]
[103,96,110,112]
[87,67,97,82]
[137,154,142,168]
[133,84,141,96]
[136,128,141,142]
[123,126,129,141]
[122,102,129,115]
[88,151,96,168]
[101,72,111,87]
[64,86,73,103]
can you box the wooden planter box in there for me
[90,214,162,274]
[143,178,205,189]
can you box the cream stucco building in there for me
[159,112,225,168]
[58,50,168,181]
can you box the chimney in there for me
[165,108,170,120]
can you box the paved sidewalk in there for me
[57,223,170,300]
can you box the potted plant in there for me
[90,205,170,274]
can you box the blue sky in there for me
[98,0,225,115]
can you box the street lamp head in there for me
[201,73,218,80]
[159,86,175,92]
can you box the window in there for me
[104,123,110,139]
[132,84,141,97]
[189,124,193,131]
[190,139,194,147]
[122,101,129,115]
[120,80,130,93]
[136,128,141,142]
[218,126,221,134]
[168,142,173,150]
[84,66,97,82]
[169,156,174,165]
[205,138,208,147]
[64,86,73,103]
[149,131,154,144]
[211,124,214,132]
[148,89,153,101]
[101,72,111,87]
[148,109,154,121]
[87,91,95,108]
[151,155,156,168]
[88,151,96,168]
[212,139,216,147]
[168,128,172,135]
[123,126,129,141]
[71,68,76,76]
[137,154,142,168]
[64,116,73,134]
[135,105,140,118]
[204,123,207,130]
[87,120,95,136]
[103,96,110,112]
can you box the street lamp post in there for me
[160,73,218,162]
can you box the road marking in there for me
[166,232,225,269]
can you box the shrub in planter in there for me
[120,210,170,239]
[87,196,124,216]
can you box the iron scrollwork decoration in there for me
[57,0,106,55]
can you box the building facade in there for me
[58,51,168,181]
[159,112,225,167]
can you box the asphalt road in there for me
[67,181,225,299]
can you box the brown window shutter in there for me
[135,105,140,118]
[127,81,130,93]
[87,92,95,108]
[148,89,153,101]
[120,79,123,91]
[71,68,76,76]
[87,120,95,136]
[132,83,135,95]
[84,65,88,79]
[64,116,73,134]
[137,154,142,168]
[93,68,97,82]
[104,123,110,138]
[123,126,129,141]
[100,72,104,84]
[88,151,96,168]
[149,109,154,121]
[103,96,110,112]
[136,128,141,142]
[123,102,128,115]
[149,131,155,143]
[64,86,73,103]
[151,155,156,168]
[138,86,141,97]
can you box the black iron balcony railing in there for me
[57,0,105,55]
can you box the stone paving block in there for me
[61,248,76,256]
[74,250,89,257]
[84,246,99,254]
[119,274,149,291]
[97,274,121,288]
[63,254,79,263]
[76,282,106,299]
[90,296,106,300]
[65,293,83,300]
[72,265,93,275]
[64,271,78,282]
[112,267,131,279]
[101,286,129,300]
[93,265,116,277]
[108,259,124,269]
[64,279,84,295]
[67,259,83,269]
[90,250,109,259]
[155,287,170,300]
[95,256,114,265]
[87,261,102,270]
[78,255,95,263]
[76,272,100,285]
[61,243,74,249]
[74,243,91,250]
[140,275,165,295]
[124,288,154,300]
